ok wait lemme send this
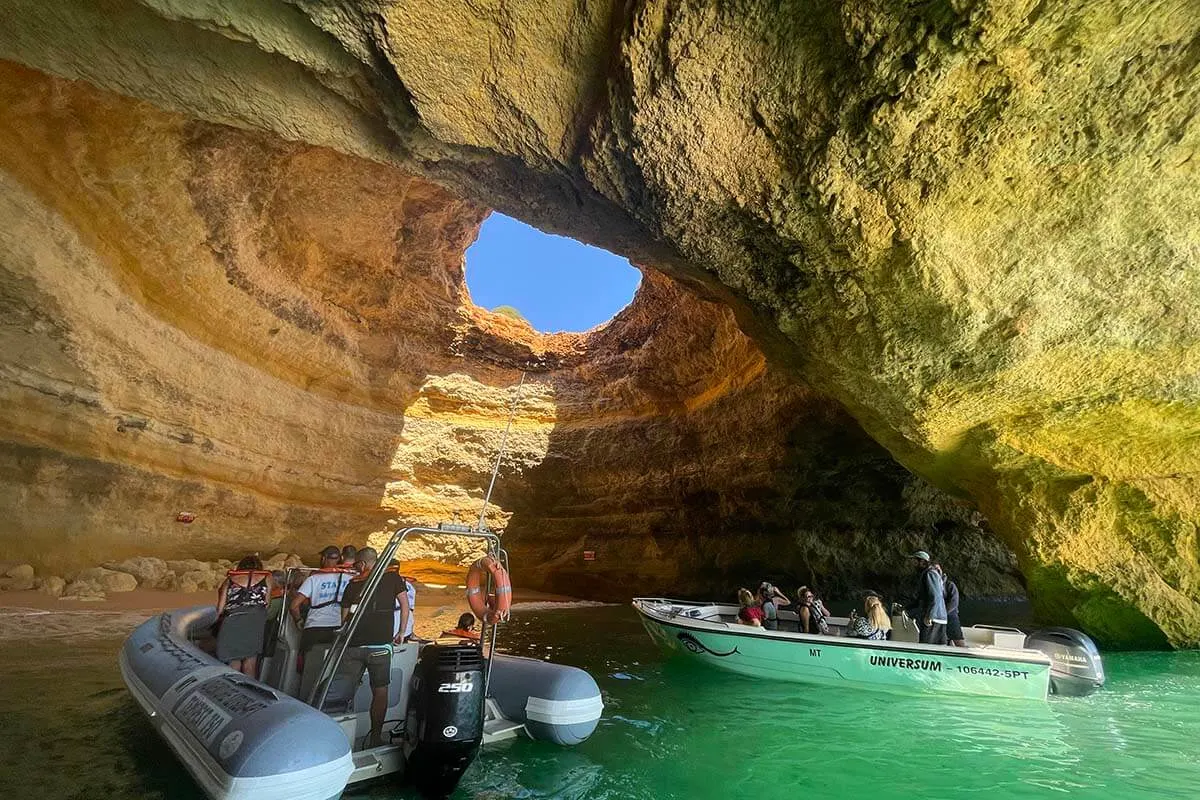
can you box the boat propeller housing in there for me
[404,643,486,798]
[1024,628,1106,696]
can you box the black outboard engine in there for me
[1025,628,1106,696]
[404,643,485,797]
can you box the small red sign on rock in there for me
[583,550,596,561]
[176,512,196,523]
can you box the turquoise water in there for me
[3,605,1199,799]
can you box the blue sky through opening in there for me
[465,213,641,333]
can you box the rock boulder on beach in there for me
[164,560,208,575]
[6,564,34,581]
[0,564,36,591]
[73,567,137,593]
[105,557,170,590]
[38,576,66,597]
[61,580,106,601]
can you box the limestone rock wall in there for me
[0,63,1016,607]
[1,0,1197,646]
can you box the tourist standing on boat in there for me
[906,551,948,645]
[382,559,418,642]
[736,588,764,626]
[934,563,966,647]
[401,567,417,642]
[215,554,273,676]
[758,583,790,630]
[291,545,354,661]
[340,544,358,568]
[338,547,411,747]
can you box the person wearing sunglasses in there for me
[794,586,829,635]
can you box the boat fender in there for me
[487,655,603,746]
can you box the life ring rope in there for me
[466,555,512,623]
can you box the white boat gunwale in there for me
[632,597,1053,666]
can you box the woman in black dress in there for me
[215,555,272,676]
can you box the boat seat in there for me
[261,613,303,696]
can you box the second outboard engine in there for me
[404,643,485,797]
[1025,627,1106,696]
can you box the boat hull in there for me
[634,600,1052,701]
[120,607,353,800]
[121,605,605,800]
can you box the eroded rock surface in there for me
[0,63,1018,615]
[0,0,1197,645]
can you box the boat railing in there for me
[969,624,1026,633]
[272,565,331,663]
[634,597,717,608]
[634,598,734,626]
[307,524,503,712]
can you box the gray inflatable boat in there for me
[119,525,603,800]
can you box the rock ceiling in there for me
[0,0,1197,647]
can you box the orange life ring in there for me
[466,556,511,624]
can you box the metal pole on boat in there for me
[476,372,525,699]
[308,526,501,710]
[477,371,526,531]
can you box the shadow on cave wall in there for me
[495,346,1025,608]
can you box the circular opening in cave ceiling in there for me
[465,213,641,333]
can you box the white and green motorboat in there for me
[632,598,1105,701]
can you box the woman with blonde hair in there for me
[847,594,892,641]
[736,588,764,627]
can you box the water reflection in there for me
[459,606,1200,800]
[1,606,1198,800]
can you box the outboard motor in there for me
[404,643,485,797]
[1025,628,1105,696]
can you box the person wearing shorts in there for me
[292,546,353,660]
[338,547,410,747]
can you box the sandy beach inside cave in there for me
[0,561,586,642]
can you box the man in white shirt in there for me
[291,545,353,659]
[389,563,418,642]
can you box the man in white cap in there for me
[905,550,948,645]
[757,582,791,631]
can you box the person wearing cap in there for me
[757,582,790,631]
[336,547,410,748]
[291,545,354,662]
[905,550,948,645]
